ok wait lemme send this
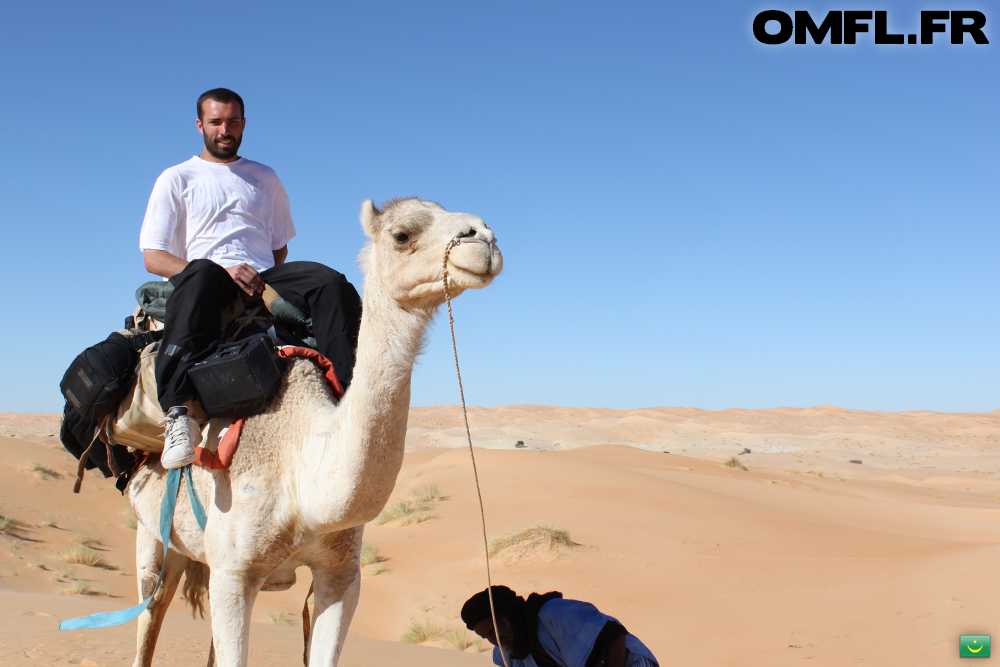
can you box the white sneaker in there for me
[160,407,202,469]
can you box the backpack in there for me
[59,331,162,423]
[59,403,138,479]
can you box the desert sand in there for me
[2,405,999,666]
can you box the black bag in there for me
[188,333,286,419]
[60,331,162,422]
[59,403,137,479]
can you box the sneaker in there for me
[160,406,202,469]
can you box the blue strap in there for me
[59,467,181,631]
[184,466,208,531]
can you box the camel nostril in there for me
[456,228,477,239]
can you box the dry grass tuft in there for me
[723,456,748,471]
[29,562,48,570]
[377,484,443,526]
[376,499,435,526]
[68,581,92,596]
[265,609,295,626]
[29,461,62,479]
[443,628,477,651]
[399,511,434,526]
[808,470,823,477]
[124,508,138,530]
[40,514,58,528]
[0,512,14,535]
[376,500,415,525]
[400,618,444,644]
[73,533,101,547]
[488,523,576,556]
[364,565,388,577]
[360,542,382,567]
[61,544,110,568]
[410,483,441,503]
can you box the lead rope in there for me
[442,238,511,667]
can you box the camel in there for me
[125,197,502,667]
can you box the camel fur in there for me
[125,197,502,667]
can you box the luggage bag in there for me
[188,333,286,419]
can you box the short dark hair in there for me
[197,88,244,120]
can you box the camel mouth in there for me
[447,239,503,283]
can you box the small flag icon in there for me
[960,635,990,657]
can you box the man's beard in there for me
[205,132,242,160]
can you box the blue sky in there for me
[0,1,996,413]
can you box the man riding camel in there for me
[139,87,362,469]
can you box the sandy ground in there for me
[1,406,999,666]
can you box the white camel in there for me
[126,197,502,667]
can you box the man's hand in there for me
[226,263,264,300]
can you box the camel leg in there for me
[306,528,363,666]
[133,522,189,667]
[207,563,267,667]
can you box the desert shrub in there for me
[400,618,444,644]
[68,581,92,596]
[61,544,110,568]
[399,511,434,526]
[376,499,435,526]
[0,512,14,535]
[376,500,415,525]
[360,542,382,567]
[73,533,101,547]
[410,483,441,503]
[723,456,747,471]
[443,628,476,651]
[488,523,575,556]
[364,565,388,577]
[40,514,57,527]
[808,470,823,477]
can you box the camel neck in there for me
[307,276,433,526]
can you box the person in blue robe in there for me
[461,586,658,667]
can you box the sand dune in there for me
[2,406,999,665]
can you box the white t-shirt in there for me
[139,156,296,272]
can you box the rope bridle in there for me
[442,238,511,667]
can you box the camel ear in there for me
[360,199,382,239]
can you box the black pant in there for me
[155,259,362,409]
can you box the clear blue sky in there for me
[0,1,996,413]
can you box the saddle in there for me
[67,283,327,490]
[116,283,319,454]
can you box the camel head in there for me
[358,197,503,309]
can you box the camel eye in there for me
[393,232,409,243]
